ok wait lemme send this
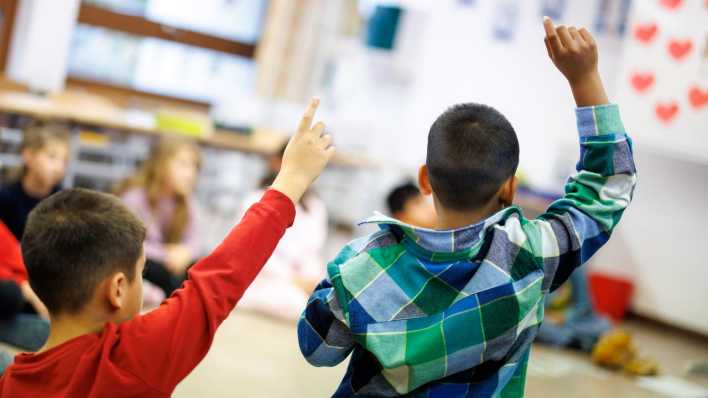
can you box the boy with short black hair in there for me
[386,182,436,229]
[0,99,334,397]
[298,18,637,397]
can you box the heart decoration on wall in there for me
[655,102,680,123]
[660,0,683,10]
[623,0,705,136]
[667,39,693,61]
[689,86,708,109]
[634,22,658,44]
[631,72,655,93]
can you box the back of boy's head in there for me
[426,103,519,211]
[387,182,421,215]
[22,189,146,315]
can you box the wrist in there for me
[568,71,609,107]
[271,169,309,204]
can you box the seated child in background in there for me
[0,123,69,240]
[298,18,637,397]
[536,265,658,375]
[116,137,202,298]
[239,142,328,320]
[0,220,49,369]
[386,182,437,229]
[0,99,334,397]
[536,265,611,351]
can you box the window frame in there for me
[0,0,19,72]
[0,0,263,106]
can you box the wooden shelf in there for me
[0,89,376,168]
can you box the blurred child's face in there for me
[166,147,199,196]
[23,140,69,189]
[397,195,437,229]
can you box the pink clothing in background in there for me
[238,190,328,320]
[120,188,201,262]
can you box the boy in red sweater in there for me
[0,98,334,397]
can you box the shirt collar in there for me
[358,206,521,260]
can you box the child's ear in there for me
[418,165,433,196]
[498,175,519,207]
[106,272,128,310]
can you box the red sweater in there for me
[0,189,295,397]
[0,221,27,284]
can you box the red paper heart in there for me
[689,86,708,109]
[660,0,683,9]
[655,102,680,123]
[634,23,658,44]
[668,39,693,60]
[631,72,655,93]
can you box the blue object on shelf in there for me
[540,0,567,21]
[492,0,520,42]
[365,5,403,51]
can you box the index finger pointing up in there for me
[543,16,556,37]
[298,97,320,134]
[543,16,563,53]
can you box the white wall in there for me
[329,0,625,190]
[624,153,708,334]
[590,150,708,335]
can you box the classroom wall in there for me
[328,0,624,189]
[591,151,708,335]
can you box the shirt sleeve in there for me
[297,245,357,366]
[114,189,295,393]
[515,104,637,292]
[297,252,355,367]
[0,221,27,284]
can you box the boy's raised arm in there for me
[543,17,608,107]
[520,18,637,291]
[115,99,335,394]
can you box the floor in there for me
[174,310,708,398]
[3,310,706,397]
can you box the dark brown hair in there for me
[22,188,146,315]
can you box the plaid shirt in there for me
[298,104,636,397]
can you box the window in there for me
[67,0,267,103]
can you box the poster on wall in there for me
[616,0,708,162]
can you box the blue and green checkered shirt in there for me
[298,104,636,397]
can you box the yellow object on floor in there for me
[592,329,659,376]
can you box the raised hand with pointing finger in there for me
[271,98,335,204]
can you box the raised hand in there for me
[271,98,335,203]
[543,17,609,107]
